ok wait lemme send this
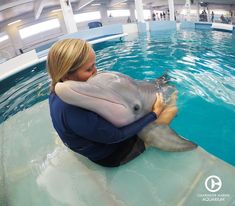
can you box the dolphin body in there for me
[55,71,197,152]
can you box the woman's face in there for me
[67,49,97,82]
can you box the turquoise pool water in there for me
[0,29,235,205]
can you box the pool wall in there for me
[58,24,123,40]
[180,21,195,29]
[149,21,177,31]
[195,22,212,29]
[0,23,133,81]
[0,50,39,81]
[180,21,235,33]
[137,22,147,33]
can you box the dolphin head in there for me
[55,72,157,127]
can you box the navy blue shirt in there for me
[49,92,157,161]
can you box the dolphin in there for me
[55,71,197,152]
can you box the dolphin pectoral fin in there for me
[155,72,169,86]
[138,123,197,152]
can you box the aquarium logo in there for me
[197,175,229,202]
[205,175,222,192]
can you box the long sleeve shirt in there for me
[49,92,157,161]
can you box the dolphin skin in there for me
[55,71,197,152]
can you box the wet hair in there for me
[47,38,92,91]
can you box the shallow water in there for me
[0,29,235,205]
[1,101,235,205]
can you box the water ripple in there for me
[1,30,235,123]
[0,66,50,123]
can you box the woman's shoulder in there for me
[49,92,97,117]
[49,92,67,108]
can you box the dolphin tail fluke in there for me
[138,123,197,152]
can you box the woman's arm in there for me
[65,106,157,144]
[63,92,165,144]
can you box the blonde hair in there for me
[47,38,92,91]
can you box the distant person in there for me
[200,10,207,22]
[127,17,131,23]
[230,10,233,17]
[174,10,178,21]
[160,13,163,20]
[203,10,208,22]
[220,14,227,23]
[156,12,159,20]
[211,11,214,22]
[167,9,170,20]
[163,12,166,20]
[152,12,156,21]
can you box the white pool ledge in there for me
[0,50,39,81]
[89,33,127,44]
[211,23,233,31]
[0,33,128,82]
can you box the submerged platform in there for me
[1,101,235,206]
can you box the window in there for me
[180,9,198,15]
[74,11,101,23]
[107,9,150,19]
[19,19,60,39]
[107,10,130,17]
[143,10,151,20]
[0,34,9,43]
[133,10,152,20]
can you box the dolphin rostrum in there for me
[55,71,197,152]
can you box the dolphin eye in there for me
[133,104,140,112]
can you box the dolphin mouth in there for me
[70,87,127,109]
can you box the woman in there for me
[47,39,177,167]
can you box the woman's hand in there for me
[156,91,178,125]
[156,106,178,125]
[152,93,165,117]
